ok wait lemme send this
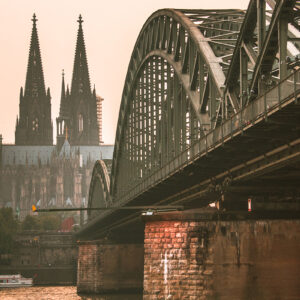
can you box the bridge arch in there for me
[87,160,111,220]
[81,2,300,240]
[110,9,245,199]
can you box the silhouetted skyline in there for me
[0,0,249,144]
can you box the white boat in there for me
[0,274,33,288]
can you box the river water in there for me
[0,286,142,299]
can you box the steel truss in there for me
[110,9,246,200]
[87,160,111,219]
[88,2,300,218]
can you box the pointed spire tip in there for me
[78,14,83,25]
[32,13,38,25]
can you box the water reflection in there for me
[0,286,142,300]
[80,294,141,300]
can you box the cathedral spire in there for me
[71,14,91,96]
[24,13,46,98]
[15,14,53,146]
[65,15,100,146]
[56,70,70,150]
[61,70,66,99]
[59,70,68,118]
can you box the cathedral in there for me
[0,14,113,220]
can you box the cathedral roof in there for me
[2,145,54,166]
[1,145,114,166]
[59,139,71,158]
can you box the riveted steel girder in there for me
[225,0,300,106]
[111,9,245,200]
[82,3,300,234]
[88,160,111,220]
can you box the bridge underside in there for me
[76,3,300,298]
[80,92,299,240]
[78,2,300,241]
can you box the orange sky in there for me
[0,0,249,144]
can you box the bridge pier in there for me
[143,210,300,299]
[77,240,144,294]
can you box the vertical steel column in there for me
[181,88,187,153]
[167,65,172,161]
[150,58,155,171]
[129,101,133,187]
[138,76,142,179]
[240,47,248,106]
[189,40,195,82]
[257,0,266,95]
[155,57,160,167]
[174,74,180,156]
[141,68,146,178]
[134,81,139,180]
[257,0,266,54]
[199,55,205,103]
[180,27,185,69]
[145,64,149,172]
[278,14,288,81]
[210,77,216,128]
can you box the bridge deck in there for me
[78,70,300,239]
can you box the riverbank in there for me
[0,286,142,300]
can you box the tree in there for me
[0,208,19,254]
[22,213,61,231]
[40,214,61,231]
[22,215,42,231]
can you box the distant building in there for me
[96,95,104,144]
[56,15,100,149]
[0,14,113,220]
[15,14,53,146]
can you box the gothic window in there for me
[32,83,38,97]
[79,82,83,94]
[32,117,39,131]
[78,114,83,132]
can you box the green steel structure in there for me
[82,0,300,238]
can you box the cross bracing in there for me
[84,2,300,232]
[111,9,246,200]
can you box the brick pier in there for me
[77,240,144,294]
[143,210,300,299]
[76,211,300,298]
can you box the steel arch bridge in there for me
[83,0,300,237]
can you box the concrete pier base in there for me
[143,210,300,300]
[77,240,144,294]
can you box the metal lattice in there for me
[87,160,111,219]
[87,2,300,216]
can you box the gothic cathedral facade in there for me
[15,14,53,146]
[0,14,113,221]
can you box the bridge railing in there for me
[115,69,300,207]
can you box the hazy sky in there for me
[0,0,250,145]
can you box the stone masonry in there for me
[77,241,144,294]
[143,211,300,300]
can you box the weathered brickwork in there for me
[77,242,144,294]
[144,221,214,299]
[77,243,102,294]
[143,219,300,300]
